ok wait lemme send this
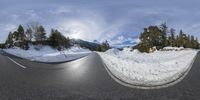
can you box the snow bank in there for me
[98,48,198,86]
[163,46,184,51]
[4,45,91,63]
[123,47,132,52]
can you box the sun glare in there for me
[62,21,90,40]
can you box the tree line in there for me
[137,23,200,52]
[3,23,110,51]
[4,22,196,53]
[4,23,71,51]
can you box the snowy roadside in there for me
[98,48,198,87]
[3,45,92,63]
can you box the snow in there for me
[163,46,184,51]
[123,47,132,52]
[3,45,91,63]
[98,48,198,86]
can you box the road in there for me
[0,50,200,100]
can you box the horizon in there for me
[0,0,200,45]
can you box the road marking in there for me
[7,57,26,69]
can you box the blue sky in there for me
[0,0,200,45]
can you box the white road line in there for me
[7,57,26,69]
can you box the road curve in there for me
[0,50,200,100]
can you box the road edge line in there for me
[7,57,26,69]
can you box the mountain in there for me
[70,38,139,50]
[111,39,138,49]
[93,40,100,44]
[71,39,101,51]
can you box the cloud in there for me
[55,19,103,40]
[0,0,200,44]
[52,8,106,41]
[49,6,74,15]
[0,23,17,42]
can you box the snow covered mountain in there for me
[93,40,101,44]
[71,39,101,51]
[111,39,138,49]
[71,38,139,50]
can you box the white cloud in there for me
[49,6,74,14]
[0,23,17,42]
[1,0,200,43]
[0,24,17,33]
[25,10,42,22]
[54,18,104,41]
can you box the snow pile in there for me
[123,47,132,52]
[163,46,184,51]
[4,45,91,63]
[98,48,198,86]
[132,49,140,53]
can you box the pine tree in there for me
[194,37,199,49]
[190,35,195,48]
[160,23,168,47]
[12,25,26,42]
[170,28,176,47]
[176,30,184,47]
[17,25,29,49]
[35,25,47,42]
[0,44,4,49]
[101,40,110,52]
[138,26,163,52]
[48,29,71,50]
[5,32,14,48]
[96,45,102,51]
[185,35,191,48]
[137,24,200,52]
[17,25,26,42]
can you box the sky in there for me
[0,0,200,45]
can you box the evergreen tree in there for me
[185,35,191,48]
[35,25,47,42]
[137,24,200,52]
[101,40,110,52]
[96,40,110,52]
[176,30,184,47]
[170,28,176,47]
[190,35,195,48]
[175,35,179,47]
[4,25,28,49]
[12,25,26,42]
[18,25,24,34]
[49,29,71,50]
[160,23,168,47]
[137,42,152,53]
[0,44,4,49]
[17,25,29,49]
[194,37,199,49]
[5,32,14,48]
[138,26,163,52]
[96,45,102,51]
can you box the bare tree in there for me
[25,26,33,41]
[26,22,46,42]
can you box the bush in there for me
[137,43,152,53]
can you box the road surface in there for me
[0,50,200,100]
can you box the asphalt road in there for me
[0,50,200,100]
